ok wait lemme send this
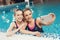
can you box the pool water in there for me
[0,2,60,35]
[0,3,26,32]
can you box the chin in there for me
[28,19,32,22]
[18,20,22,22]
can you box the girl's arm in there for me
[7,22,24,36]
[7,22,15,36]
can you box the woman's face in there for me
[14,10,23,22]
[24,10,32,22]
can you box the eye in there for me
[29,13,31,15]
[25,15,28,16]
[17,14,19,16]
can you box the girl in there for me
[7,9,25,36]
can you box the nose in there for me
[19,16,23,18]
[28,15,31,18]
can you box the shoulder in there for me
[36,17,42,25]
[10,21,16,27]
[10,22,15,25]
[7,22,16,31]
[35,17,42,28]
[36,17,41,23]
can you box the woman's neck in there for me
[28,18,34,24]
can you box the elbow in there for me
[6,30,13,36]
[6,32,11,37]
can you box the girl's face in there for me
[24,10,32,22]
[14,10,23,22]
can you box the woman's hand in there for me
[40,13,56,25]
[34,31,41,37]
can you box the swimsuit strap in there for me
[14,21,18,29]
[34,19,44,32]
[35,19,38,27]
[14,21,20,33]
[26,19,36,31]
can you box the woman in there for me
[20,8,56,37]
[7,9,26,36]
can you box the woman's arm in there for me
[20,29,41,37]
[20,23,41,37]
[48,13,56,24]
[36,13,56,26]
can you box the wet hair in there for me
[14,8,23,16]
[23,8,32,16]
[23,8,32,13]
[13,8,26,22]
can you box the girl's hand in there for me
[18,23,25,30]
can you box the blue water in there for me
[0,3,60,34]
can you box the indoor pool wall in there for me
[0,2,60,34]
